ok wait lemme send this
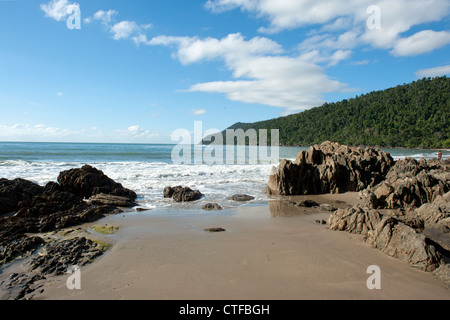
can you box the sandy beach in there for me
[7,192,446,300]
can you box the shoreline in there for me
[2,192,448,300]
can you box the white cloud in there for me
[93,9,118,23]
[147,33,349,111]
[191,109,207,115]
[206,0,450,57]
[0,123,76,140]
[390,30,450,57]
[83,9,151,42]
[415,65,450,78]
[40,0,79,21]
[119,125,159,139]
[147,33,283,65]
[110,21,140,40]
[56,92,63,96]
[0,123,162,143]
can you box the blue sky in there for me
[0,0,449,143]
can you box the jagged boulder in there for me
[328,205,445,272]
[363,158,449,209]
[366,216,442,272]
[266,141,394,196]
[327,205,382,236]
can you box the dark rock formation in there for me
[2,273,46,300]
[202,203,223,211]
[266,141,394,196]
[0,165,132,238]
[0,178,45,215]
[57,165,136,201]
[164,186,203,202]
[0,233,45,265]
[0,165,139,299]
[0,187,121,234]
[29,237,103,276]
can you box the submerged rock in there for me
[230,194,255,202]
[290,200,319,207]
[266,141,394,196]
[202,203,223,211]
[0,233,45,265]
[204,227,226,233]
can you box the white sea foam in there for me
[0,160,275,210]
[0,145,446,212]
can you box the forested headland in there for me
[208,76,449,149]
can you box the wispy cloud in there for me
[0,123,162,143]
[191,109,207,115]
[39,0,450,114]
[116,125,159,140]
[84,9,151,41]
[415,65,450,78]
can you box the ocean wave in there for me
[0,160,274,210]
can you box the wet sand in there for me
[24,192,449,300]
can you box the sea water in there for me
[0,142,447,211]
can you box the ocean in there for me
[0,142,447,212]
